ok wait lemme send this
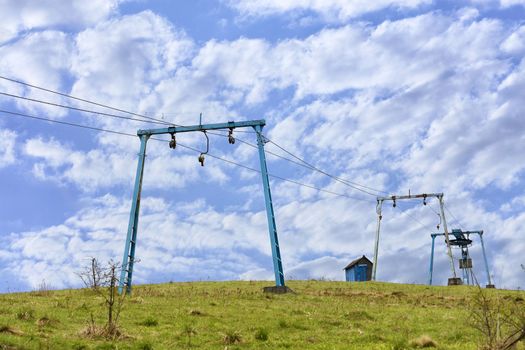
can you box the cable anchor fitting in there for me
[198,131,209,167]
[169,133,176,149]
[228,127,235,144]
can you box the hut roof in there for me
[343,255,372,270]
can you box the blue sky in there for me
[1,0,525,292]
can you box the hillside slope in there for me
[0,280,522,349]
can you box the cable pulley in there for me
[198,131,209,166]
[169,133,176,149]
[228,128,235,144]
[423,194,427,206]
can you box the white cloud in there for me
[0,30,73,117]
[500,0,525,7]
[0,128,17,167]
[24,137,134,190]
[501,25,525,55]
[3,187,521,290]
[286,256,348,280]
[0,0,120,43]
[1,194,270,289]
[70,10,194,118]
[177,12,505,107]
[22,136,230,192]
[227,0,431,22]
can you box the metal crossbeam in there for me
[119,119,286,294]
[372,192,457,282]
[137,120,265,136]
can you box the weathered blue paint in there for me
[119,134,149,294]
[137,120,266,136]
[356,265,367,281]
[255,124,285,287]
[345,268,355,282]
[345,265,368,282]
[119,119,286,294]
[429,234,437,285]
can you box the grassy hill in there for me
[0,280,523,349]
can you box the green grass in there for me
[0,280,523,349]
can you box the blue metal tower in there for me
[429,229,494,288]
[118,119,287,294]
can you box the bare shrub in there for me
[77,258,102,290]
[78,259,127,340]
[470,287,525,349]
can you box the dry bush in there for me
[79,313,124,340]
[223,330,242,345]
[77,258,102,290]
[470,287,525,350]
[409,335,437,348]
[77,259,127,340]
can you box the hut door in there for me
[356,264,367,281]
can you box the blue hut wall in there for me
[345,264,369,282]
[345,268,355,282]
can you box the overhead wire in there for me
[0,75,258,131]
[207,130,337,171]
[264,137,388,197]
[0,75,170,125]
[0,109,137,138]
[0,76,386,199]
[395,202,437,233]
[0,91,172,126]
[0,108,372,202]
[206,130,385,199]
[444,204,464,230]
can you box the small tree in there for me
[470,286,525,349]
[77,257,102,290]
[78,259,127,339]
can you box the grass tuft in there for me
[0,325,23,336]
[135,341,154,350]
[80,323,124,340]
[223,330,242,344]
[254,328,269,341]
[409,335,438,348]
[15,308,34,321]
[36,316,58,327]
[188,309,204,316]
[139,317,158,327]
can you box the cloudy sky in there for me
[1,0,524,292]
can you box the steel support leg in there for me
[119,134,149,294]
[479,231,493,286]
[255,125,285,287]
[372,200,383,281]
[438,196,457,279]
[429,235,436,285]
